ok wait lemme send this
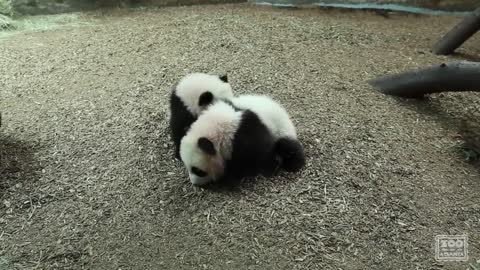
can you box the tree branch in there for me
[368,61,480,98]
[432,7,480,55]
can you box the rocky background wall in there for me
[0,0,477,16]
[262,0,478,11]
[0,0,244,15]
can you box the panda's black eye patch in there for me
[191,166,208,177]
[198,92,214,106]
[198,137,216,155]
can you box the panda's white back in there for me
[232,95,297,139]
[175,73,233,115]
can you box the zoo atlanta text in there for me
[435,235,468,262]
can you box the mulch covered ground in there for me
[1,4,479,269]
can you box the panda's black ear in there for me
[219,74,228,83]
[199,92,214,106]
[198,137,216,155]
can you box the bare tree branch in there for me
[368,61,480,98]
[432,7,480,55]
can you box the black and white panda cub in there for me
[179,94,305,186]
[169,73,233,160]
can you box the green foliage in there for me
[0,257,15,270]
[0,14,13,30]
[470,262,480,270]
[0,0,13,16]
[0,13,89,38]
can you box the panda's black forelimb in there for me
[170,91,197,160]
[275,137,306,173]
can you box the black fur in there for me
[219,74,228,83]
[198,92,214,107]
[198,137,216,155]
[169,91,196,160]
[191,166,208,177]
[275,137,306,172]
[221,110,279,183]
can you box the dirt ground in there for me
[1,4,479,270]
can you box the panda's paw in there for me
[174,149,181,161]
[261,155,282,178]
[275,138,306,173]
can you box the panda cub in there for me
[180,95,305,186]
[230,95,305,173]
[169,73,233,160]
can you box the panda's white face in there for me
[180,136,225,185]
[179,102,241,186]
[175,73,233,116]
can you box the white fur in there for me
[175,73,233,116]
[232,95,297,139]
[180,102,242,185]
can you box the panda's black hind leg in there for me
[261,154,282,178]
[275,137,306,172]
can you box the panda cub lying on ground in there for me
[179,94,306,186]
[169,73,233,160]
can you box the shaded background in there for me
[0,0,478,15]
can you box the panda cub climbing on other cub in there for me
[179,94,306,186]
[169,73,233,160]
